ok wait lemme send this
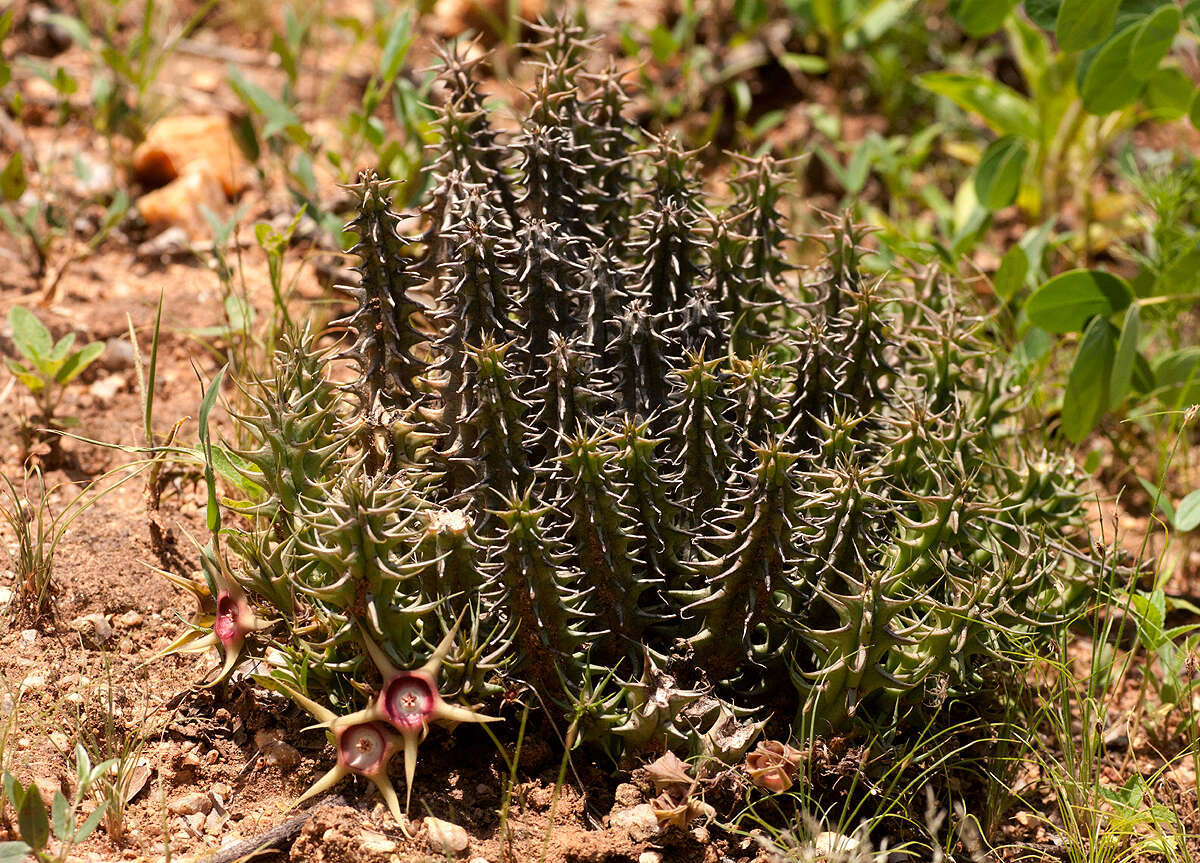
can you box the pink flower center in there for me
[338,723,386,774]
[383,674,434,730]
[214,592,239,644]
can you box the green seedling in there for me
[5,307,103,436]
[1,744,116,863]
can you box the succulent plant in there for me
[169,15,1099,824]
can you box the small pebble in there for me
[0,586,11,605]
[425,816,470,854]
[119,610,144,628]
[359,831,396,855]
[614,782,641,807]
[610,805,659,842]
[168,792,212,816]
[20,629,37,645]
[639,853,662,863]
[21,674,46,691]
[49,731,69,750]
[259,740,300,769]
[88,373,124,404]
[101,338,136,371]
[70,613,113,646]
[185,811,206,833]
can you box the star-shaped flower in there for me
[269,617,499,825]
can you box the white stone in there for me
[639,853,662,863]
[610,804,660,842]
[425,816,470,854]
[88,374,125,404]
[814,831,860,855]
[168,792,212,816]
[360,831,396,855]
[20,629,37,645]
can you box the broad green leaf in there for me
[974,136,1028,210]
[1110,303,1139,404]
[994,244,1029,302]
[2,772,22,810]
[1011,324,1052,373]
[1025,269,1132,333]
[1057,0,1120,51]
[1137,476,1175,523]
[210,444,266,497]
[48,333,74,363]
[5,358,44,393]
[227,65,308,145]
[1018,219,1055,281]
[17,784,49,852]
[648,26,679,62]
[1062,317,1118,443]
[74,743,90,787]
[73,799,107,844]
[951,0,1020,36]
[1128,590,1166,651]
[1161,235,1200,292]
[8,306,52,362]
[1152,347,1200,406]
[1119,0,1174,29]
[0,842,32,863]
[50,791,69,842]
[1130,4,1180,79]
[918,72,1039,139]
[1190,85,1200,132]
[379,10,412,82]
[0,151,25,201]
[1079,25,1145,114]
[1176,490,1200,531]
[1145,66,1192,119]
[54,341,104,385]
[1025,0,1062,29]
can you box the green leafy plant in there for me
[620,0,931,146]
[5,307,104,439]
[162,16,1101,829]
[66,664,152,848]
[1019,157,1200,443]
[936,1,1200,230]
[1,745,116,863]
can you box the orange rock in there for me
[133,114,249,197]
[136,167,227,235]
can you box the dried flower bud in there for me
[645,751,693,795]
[650,788,690,829]
[745,740,804,793]
[650,787,714,829]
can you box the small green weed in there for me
[5,307,104,443]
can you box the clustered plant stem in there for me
[163,13,1099,824]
